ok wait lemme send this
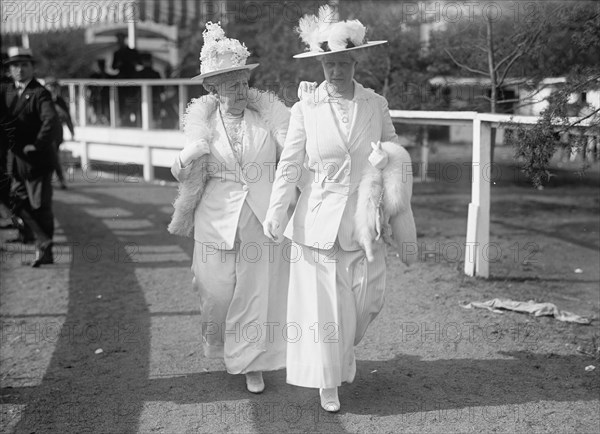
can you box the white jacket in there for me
[266,80,413,252]
[169,89,290,248]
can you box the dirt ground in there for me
[1,144,599,433]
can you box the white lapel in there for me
[242,109,268,165]
[212,108,237,165]
[347,81,375,152]
[313,81,349,154]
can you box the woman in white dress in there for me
[263,6,417,411]
[169,22,290,393]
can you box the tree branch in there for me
[497,52,525,87]
[494,43,525,72]
[443,48,489,76]
[561,108,600,132]
[496,98,523,104]
[497,28,543,87]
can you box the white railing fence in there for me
[58,79,596,279]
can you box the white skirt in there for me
[192,202,289,374]
[285,240,386,388]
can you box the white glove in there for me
[368,141,389,170]
[23,144,36,154]
[297,81,318,101]
[179,139,210,167]
[263,218,283,243]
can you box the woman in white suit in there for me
[168,23,290,394]
[263,7,417,412]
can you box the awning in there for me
[1,0,223,35]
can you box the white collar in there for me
[15,78,32,90]
[316,80,370,104]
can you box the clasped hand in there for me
[263,218,283,243]
[179,139,210,166]
[23,144,36,154]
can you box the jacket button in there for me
[242,185,249,191]
[344,169,350,175]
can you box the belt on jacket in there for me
[209,171,247,185]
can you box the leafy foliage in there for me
[506,73,600,187]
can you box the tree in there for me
[28,30,98,78]
[505,3,600,187]
[431,1,599,172]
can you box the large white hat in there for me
[293,5,387,59]
[192,22,259,82]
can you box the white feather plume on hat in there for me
[293,4,386,58]
[328,20,366,51]
[297,4,336,52]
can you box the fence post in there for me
[141,83,151,130]
[464,117,491,278]
[110,85,118,128]
[80,141,89,171]
[420,127,430,181]
[143,146,154,182]
[179,84,188,127]
[78,84,87,127]
[68,83,77,125]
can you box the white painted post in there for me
[143,146,154,182]
[141,84,151,130]
[476,121,491,278]
[127,20,137,49]
[78,84,87,127]
[179,84,188,127]
[80,141,89,171]
[109,85,118,128]
[464,117,491,278]
[68,84,77,125]
[421,127,430,182]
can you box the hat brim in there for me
[293,41,388,59]
[5,55,35,65]
[192,63,259,82]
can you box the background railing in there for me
[58,79,596,279]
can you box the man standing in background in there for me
[1,47,60,267]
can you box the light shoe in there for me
[245,371,265,394]
[319,387,340,412]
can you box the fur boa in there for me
[168,88,290,237]
[354,141,416,261]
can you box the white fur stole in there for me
[354,142,416,261]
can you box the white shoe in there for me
[319,387,340,412]
[245,372,265,394]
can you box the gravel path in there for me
[1,154,598,433]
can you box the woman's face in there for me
[214,74,249,116]
[321,53,356,95]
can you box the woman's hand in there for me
[263,218,282,243]
[179,139,210,167]
[297,81,318,101]
[368,141,389,170]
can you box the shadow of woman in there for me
[341,351,598,418]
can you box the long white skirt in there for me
[285,241,386,389]
[192,202,289,374]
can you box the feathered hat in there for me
[293,5,386,59]
[192,22,259,82]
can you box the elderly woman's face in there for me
[321,53,356,95]
[215,75,249,116]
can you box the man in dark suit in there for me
[1,47,60,267]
